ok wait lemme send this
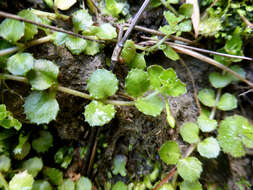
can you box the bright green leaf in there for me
[159,25,177,35]
[180,122,200,144]
[84,40,100,56]
[159,141,181,165]
[177,157,202,182]
[112,181,127,190]
[54,146,73,169]
[164,11,184,26]
[226,65,246,82]
[209,72,231,88]
[51,32,67,46]
[72,9,93,32]
[32,130,53,153]
[0,155,11,172]
[84,101,116,127]
[112,154,127,177]
[179,4,193,18]
[105,0,124,17]
[58,179,75,190]
[198,88,216,107]
[65,36,87,55]
[162,45,179,61]
[147,65,164,90]
[197,114,217,132]
[9,170,34,190]
[177,19,192,32]
[0,19,25,43]
[27,59,59,90]
[158,183,174,190]
[0,104,7,120]
[129,52,146,70]
[224,28,242,55]
[43,167,63,186]
[76,177,92,190]
[24,91,59,124]
[95,23,117,40]
[22,157,43,177]
[166,101,175,128]
[7,53,34,76]
[197,137,220,158]
[135,94,164,117]
[125,69,150,97]
[217,93,237,111]
[198,16,222,37]
[87,69,118,99]
[180,181,202,190]
[33,180,52,190]
[121,40,136,64]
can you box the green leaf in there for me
[179,4,193,18]
[84,101,116,127]
[224,28,242,55]
[55,0,77,10]
[72,9,93,32]
[165,0,179,4]
[226,65,246,82]
[54,146,73,169]
[159,68,186,97]
[0,19,25,43]
[164,11,184,26]
[162,45,180,61]
[158,183,174,190]
[198,88,216,107]
[217,93,237,111]
[0,104,7,120]
[51,32,67,46]
[166,101,175,128]
[13,133,30,157]
[213,48,233,67]
[27,59,59,90]
[0,39,12,64]
[24,91,59,124]
[135,94,164,117]
[84,40,100,56]
[87,69,118,99]
[32,130,53,153]
[33,180,52,190]
[129,52,146,70]
[180,122,200,144]
[58,179,75,190]
[121,40,136,64]
[197,114,217,132]
[22,157,43,177]
[112,154,127,177]
[199,16,222,37]
[9,171,34,190]
[7,53,34,76]
[65,36,87,55]
[209,72,231,88]
[159,141,181,165]
[18,10,39,41]
[176,157,202,182]
[179,181,203,190]
[197,137,220,158]
[0,155,11,172]
[105,0,124,17]
[147,65,164,90]
[159,25,177,35]
[95,23,117,40]
[43,167,63,186]
[177,19,192,32]
[125,69,150,97]
[76,177,92,190]
[112,181,127,190]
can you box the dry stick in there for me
[0,11,101,42]
[0,74,135,106]
[110,0,151,70]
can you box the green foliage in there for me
[227,65,246,82]
[84,101,116,127]
[13,133,30,159]
[27,59,59,91]
[159,141,181,165]
[0,104,22,130]
[87,69,118,99]
[9,170,34,190]
[112,181,127,190]
[135,93,164,117]
[197,137,220,158]
[0,154,11,172]
[179,181,203,190]
[199,17,222,37]
[33,180,52,190]
[105,0,124,17]
[0,19,25,43]
[158,183,174,190]
[43,167,63,186]
[179,4,193,18]
[22,157,43,177]
[58,179,75,190]
[197,114,217,132]
[24,91,59,124]
[147,65,164,90]
[32,130,53,153]
[209,72,231,88]
[0,39,12,64]
[180,122,200,144]
[125,69,150,97]
[112,154,127,177]
[166,101,175,128]
[121,40,136,64]
[54,146,74,169]
[65,36,87,55]
[176,157,202,182]
[217,115,253,157]
[95,23,117,40]
[217,93,237,111]
[51,32,67,46]
[84,41,100,56]
[75,177,92,190]
[129,53,146,70]
[198,88,216,107]
[161,45,180,61]
[72,9,93,32]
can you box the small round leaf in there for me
[209,72,231,88]
[95,23,117,40]
[72,9,93,32]
[9,170,34,190]
[65,36,87,55]
[0,155,11,172]
[112,181,127,190]
[43,167,63,186]
[129,52,146,70]
[32,130,53,153]
[217,93,237,111]
[198,88,216,107]
[112,155,127,177]
[179,181,202,190]
[58,179,75,190]
[33,180,52,190]
[121,40,136,64]
[22,157,43,177]
[197,137,220,158]
[226,65,246,82]
[147,65,164,90]
[76,177,92,190]
[180,122,200,144]
[197,114,217,132]
[159,141,181,165]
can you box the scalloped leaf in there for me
[180,181,202,190]
[33,180,52,190]
[58,179,75,190]
[197,114,217,132]
[180,122,200,144]
[226,65,246,82]
[72,9,93,32]
[112,181,127,190]
[84,101,116,127]
[176,157,202,182]
[121,40,136,64]
[159,141,181,165]
[147,65,164,90]
[9,170,34,190]
[112,155,127,177]
[0,155,11,172]
[198,88,216,107]
[65,36,87,55]
[51,32,67,46]
[129,52,146,70]
[105,0,125,17]
[125,69,150,97]
[135,94,164,117]
[197,137,220,158]
[27,59,59,90]
[84,40,100,56]
[32,130,53,153]
[209,72,231,88]
[7,53,34,76]
[22,157,43,177]
[0,19,25,43]
[24,91,59,124]
[76,177,92,190]
[95,23,117,40]
[217,93,237,111]
[43,167,63,186]
[87,69,118,99]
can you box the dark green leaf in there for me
[32,130,53,153]
[0,155,11,172]
[43,167,63,186]
[179,4,193,18]
[22,157,43,177]
[226,65,246,82]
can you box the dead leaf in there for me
[186,0,200,38]
[54,0,77,10]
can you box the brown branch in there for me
[153,167,177,190]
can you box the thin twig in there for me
[110,0,151,70]
[240,14,253,28]
[0,11,102,42]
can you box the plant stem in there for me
[0,74,135,106]
[146,35,169,52]
[0,172,10,190]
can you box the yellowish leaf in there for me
[54,0,77,10]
